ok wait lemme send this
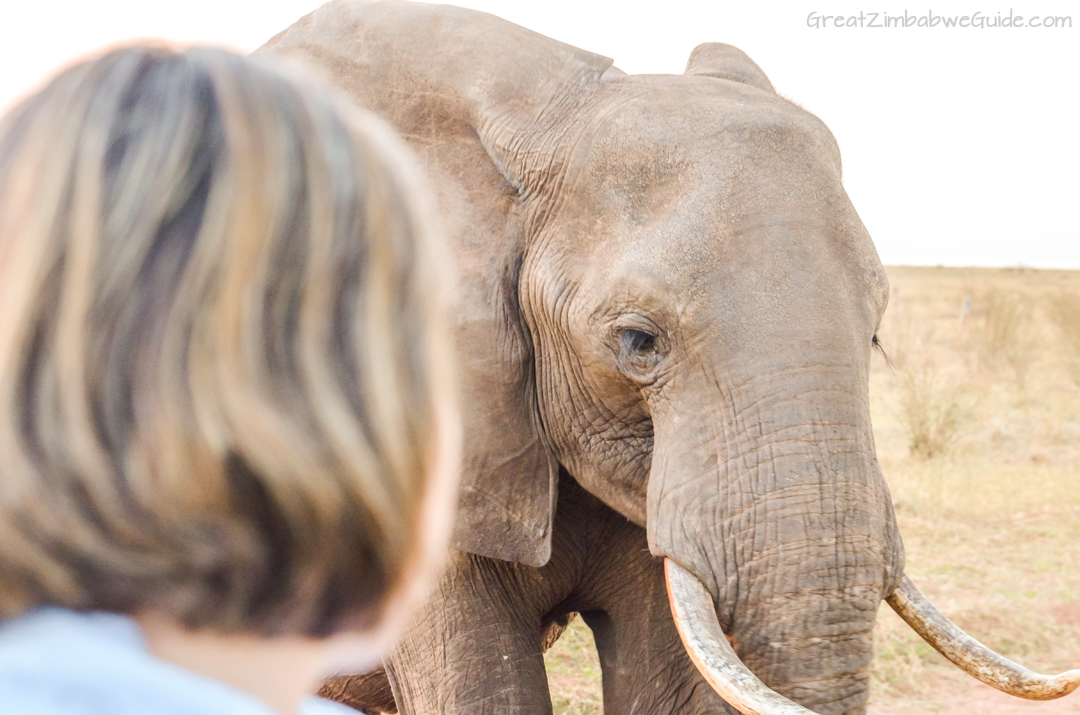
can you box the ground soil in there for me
[869,683,1080,715]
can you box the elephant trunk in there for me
[666,558,843,715]
[647,365,903,714]
[650,363,1080,712]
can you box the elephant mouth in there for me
[665,559,1080,714]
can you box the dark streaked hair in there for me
[0,45,456,637]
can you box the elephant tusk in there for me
[887,573,1080,700]
[664,558,820,715]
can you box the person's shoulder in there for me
[0,608,273,715]
[0,687,83,715]
[0,608,142,714]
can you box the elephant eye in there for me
[617,327,663,377]
[622,329,656,354]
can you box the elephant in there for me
[259,2,1080,713]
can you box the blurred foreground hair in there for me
[0,45,457,637]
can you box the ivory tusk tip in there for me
[889,574,1080,701]
[1044,670,1080,699]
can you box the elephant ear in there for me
[258,1,612,567]
[684,42,776,93]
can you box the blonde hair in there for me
[0,45,456,636]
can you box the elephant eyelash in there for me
[872,334,891,365]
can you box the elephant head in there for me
[260,3,1080,712]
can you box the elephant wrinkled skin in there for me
[259,3,1080,713]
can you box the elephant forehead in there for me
[558,89,847,247]
[544,81,885,314]
[573,78,842,191]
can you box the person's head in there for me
[0,45,459,644]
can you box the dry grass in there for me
[968,289,1035,386]
[545,617,603,715]
[868,267,1080,712]
[878,313,969,459]
[1049,294,1080,388]
[893,362,967,459]
[546,267,1080,714]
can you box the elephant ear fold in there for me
[258,1,612,567]
[684,43,776,93]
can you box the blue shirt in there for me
[0,608,358,715]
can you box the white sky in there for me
[2,0,1077,268]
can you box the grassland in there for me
[544,266,1080,714]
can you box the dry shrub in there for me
[1048,293,1080,387]
[970,289,1033,386]
[877,315,967,460]
[895,362,964,459]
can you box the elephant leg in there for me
[385,548,556,715]
[321,615,575,714]
[572,497,731,714]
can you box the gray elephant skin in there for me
[258,3,1078,714]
